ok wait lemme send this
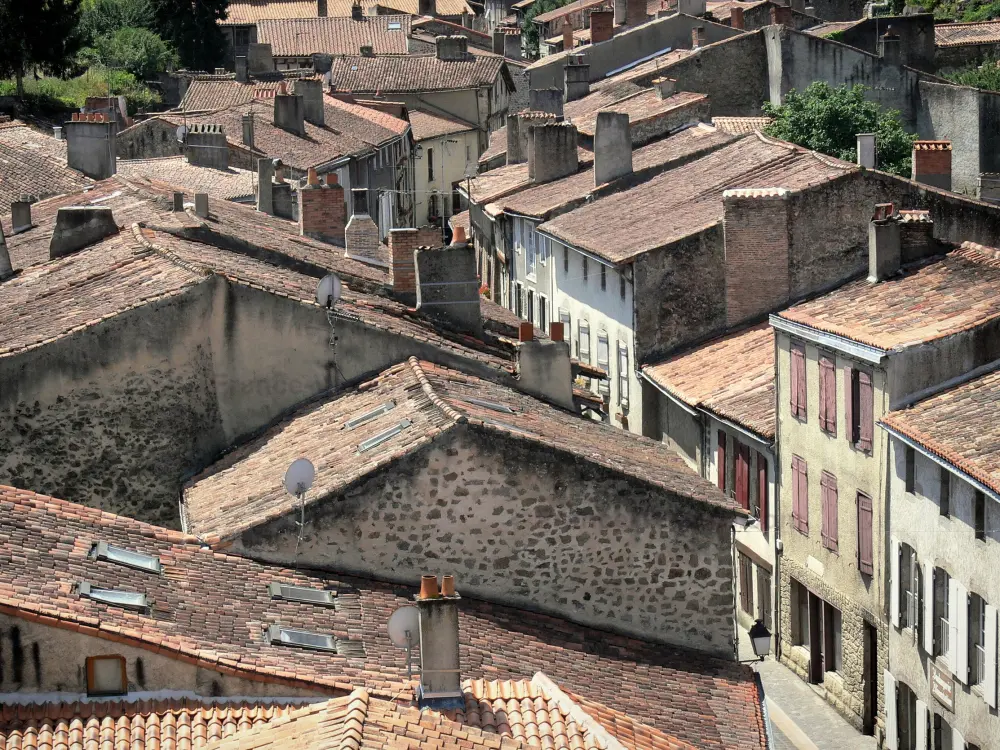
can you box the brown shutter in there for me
[824,472,839,552]
[758,453,768,533]
[818,357,829,431]
[791,345,806,419]
[717,431,727,493]
[820,358,837,437]
[799,458,809,534]
[845,365,855,444]
[858,491,874,574]
[859,371,874,451]
[736,442,750,510]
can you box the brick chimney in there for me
[517,319,575,410]
[594,112,632,186]
[274,86,306,136]
[770,5,792,25]
[388,228,419,302]
[722,188,790,326]
[435,35,468,60]
[730,5,744,29]
[299,170,347,245]
[562,18,574,51]
[692,25,706,48]
[0,219,12,280]
[868,203,901,282]
[415,226,483,337]
[185,124,229,169]
[65,117,117,180]
[528,122,579,183]
[415,575,463,709]
[49,207,119,260]
[528,88,564,117]
[856,133,875,169]
[626,0,647,26]
[899,209,935,264]
[912,140,951,191]
[564,61,590,102]
[588,9,613,43]
[345,188,382,265]
[879,27,901,66]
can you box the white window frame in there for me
[597,331,610,397]
[578,319,591,361]
[618,340,629,406]
[526,222,537,279]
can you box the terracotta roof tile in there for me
[117,156,256,201]
[479,124,507,165]
[712,116,774,134]
[882,366,1000,497]
[223,0,473,23]
[257,15,410,56]
[590,49,693,90]
[934,20,1000,46]
[643,324,775,440]
[0,128,91,214]
[804,19,862,36]
[328,53,509,93]
[0,486,765,748]
[409,109,477,140]
[0,120,68,162]
[569,90,707,138]
[533,0,606,24]
[776,242,1000,350]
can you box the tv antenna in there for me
[283,458,315,564]
[387,605,420,679]
[317,274,344,387]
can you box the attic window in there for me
[93,542,162,574]
[463,397,516,415]
[344,401,396,430]
[268,582,336,607]
[358,419,412,452]
[268,624,336,652]
[388,21,402,29]
[85,655,127,697]
[79,581,148,611]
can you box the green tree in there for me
[148,0,229,71]
[763,82,916,177]
[79,0,155,43]
[0,0,84,97]
[86,26,179,79]
[944,58,1000,90]
[521,0,573,57]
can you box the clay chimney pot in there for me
[519,321,534,342]
[441,575,456,597]
[452,225,467,243]
[419,575,440,600]
[550,321,564,342]
[326,172,338,185]
[307,167,320,185]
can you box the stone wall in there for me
[117,118,183,160]
[832,15,936,72]
[935,41,1000,74]
[229,426,738,656]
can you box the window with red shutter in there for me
[736,442,750,511]
[857,491,874,575]
[820,471,839,553]
[791,345,806,420]
[758,453,768,533]
[792,455,808,535]
[819,357,837,436]
[845,365,855,444]
[717,431,727,493]
[858,371,874,452]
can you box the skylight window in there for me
[93,542,162,574]
[481,417,533,437]
[268,582,336,607]
[344,401,395,430]
[268,624,337,652]
[388,21,402,29]
[358,419,412,453]
[463,397,516,415]
[79,581,148,611]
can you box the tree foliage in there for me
[79,0,154,42]
[521,0,574,57]
[84,26,179,79]
[944,58,1000,91]
[0,0,84,95]
[762,82,916,177]
[148,0,229,71]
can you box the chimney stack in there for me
[419,0,436,15]
[563,61,590,103]
[52,126,64,140]
[692,25,706,48]
[562,18,574,52]
[49,206,119,260]
[64,117,117,180]
[504,29,523,60]
[0,220,11,280]
[879,27,901,66]
[415,574,463,709]
[614,0,627,26]
[11,200,32,234]
[507,111,556,165]
[435,35,469,60]
[185,124,229,170]
[912,141,952,191]
[318,0,329,16]
[980,172,1000,204]
[247,43,274,73]
[235,56,249,83]
[868,203,901,282]
[730,5,745,29]
[388,228,419,302]
[770,5,792,25]
[492,30,505,55]
[173,192,185,212]
[517,319,575,410]
[295,78,325,127]
[415,226,483,337]
[299,170,348,244]
[274,89,306,136]
[856,133,875,169]
[594,112,632,186]
[652,76,676,99]
[345,188,382,264]
[589,9,614,43]
[360,44,375,56]
[257,158,275,215]
[242,114,255,148]
[195,193,209,219]
[528,122,579,183]
[528,88,564,117]
[626,0,647,26]
[898,209,935,264]
[678,0,707,14]
[350,0,362,18]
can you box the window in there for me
[583,256,588,283]
[755,453,768,533]
[897,681,917,750]
[905,446,915,493]
[847,367,874,451]
[824,603,842,673]
[939,467,951,517]
[539,235,549,265]
[268,624,336,652]
[620,272,626,300]
[717,432,727,494]
[597,332,610,397]
[559,309,570,340]
[268,582,335,607]
[970,592,986,686]
[790,344,807,419]
[563,246,569,273]
[933,714,952,750]
[79,582,147,611]
[538,295,547,332]
[735,442,751,510]
[791,579,809,647]
[820,471,839,553]
[617,341,629,405]
[527,289,535,324]
[514,282,523,317]
[358,419,412,452]
[578,319,590,362]
[427,147,434,182]
[86,655,127,697]
[791,455,808,535]
[526,224,537,277]
[857,491,873,575]
[818,356,837,435]
[600,264,606,291]
[934,567,951,659]
[757,567,772,629]
[975,490,986,541]
[899,543,921,632]
[739,553,754,615]
[92,542,161,574]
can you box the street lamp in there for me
[749,619,772,661]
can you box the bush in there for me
[83,26,178,79]
[0,66,161,115]
[945,58,1000,90]
[79,0,155,43]
[763,82,916,177]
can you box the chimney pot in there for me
[274,160,286,183]
[195,193,209,218]
[563,62,590,103]
[52,126,63,140]
[299,169,347,244]
[326,171,338,185]
[550,321,564,342]
[440,575,456,596]
[452,225,467,244]
[519,321,534,342]
[419,575,440,600]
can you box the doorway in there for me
[809,592,824,682]
[862,621,877,735]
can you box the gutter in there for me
[639,368,698,416]
[769,314,887,365]
[756,671,778,749]
[534,225,622,269]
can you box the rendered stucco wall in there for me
[230,427,737,657]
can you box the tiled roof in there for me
[328,53,509,93]
[804,20,861,36]
[182,357,739,538]
[544,26,592,45]
[449,208,471,234]
[223,0,473,22]
[882,366,1000,497]
[0,126,91,214]
[591,49,693,90]
[538,132,855,263]
[564,79,646,120]
[0,120,69,163]
[571,90,707,138]
[479,124,507,164]
[935,20,1000,46]
[409,108,477,140]
[498,124,734,219]
[0,485,765,749]
[642,323,776,440]
[0,699,299,750]
[117,156,256,201]
[707,0,766,22]
[533,0,606,25]
[469,162,531,202]
[712,116,774,134]
[257,15,410,56]
[776,242,1000,350]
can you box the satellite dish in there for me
[283,458,315,496]
[176,124,188,143]
[387,605,420,648]
[316,273,343,308]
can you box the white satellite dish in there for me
[176,124,188,143]
[387,605,420,648]
[316,273,343,308]
[283,458,316,496]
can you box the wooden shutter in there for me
[758,453,768,532]
[796,457,809,534]
[884,670,897,750]
[857,491,873,575]
[791,456,801,530]
[953,728,964,750]
[736,442,750,511]
[985,603,997,709]
[819,357,836,435]
[890,537,900,628]
[952,578,967,681]
[717,431,727,493]
[791,345,806,419]
[845,365,855,444]
[923,560,935,654]
[820,472,838,552]
[915,700,927,750]
[859,370,874,451]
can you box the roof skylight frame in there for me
[387,20,402,29]
[79,581,149,611]
[343,400,396,430]
[267,624,338,652]
[268,582,337,607]
[480,417,534,437]
[358,418,412,453]
[93,541,162,574]
[463,397,517,415]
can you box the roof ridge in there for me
[340,688,370,750]
[405,357,467,423]
[530,672,628,750]
[129,223,213,278]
